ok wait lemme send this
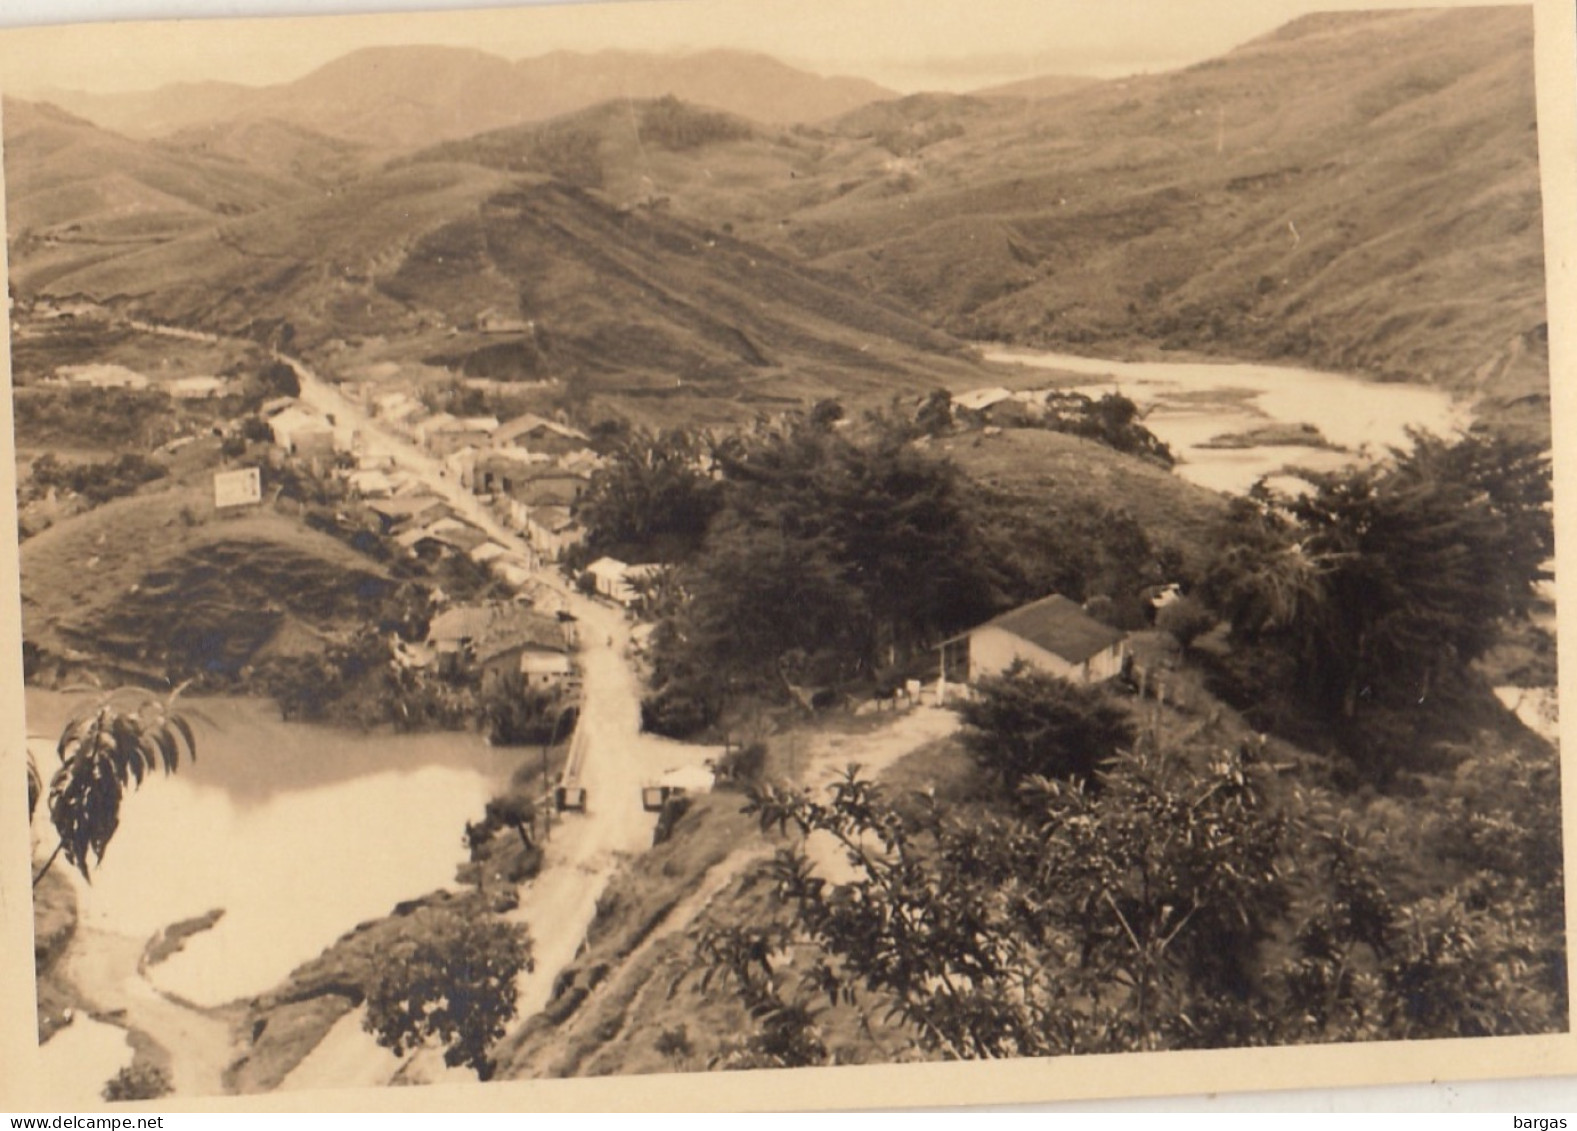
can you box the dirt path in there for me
[801,704,961,784]
[504,705,962,1075]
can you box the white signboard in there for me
[213,467,262,509]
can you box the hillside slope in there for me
[21,157,990,413]
[770,8,1545,405]
[3,98,312,287]
[21,486,393,681]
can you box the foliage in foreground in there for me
[362,910,532,1079]
[32,689,198,886]
[691,712,1565,1066]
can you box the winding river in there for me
[983,347,1471,495]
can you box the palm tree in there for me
[32,687,198,887]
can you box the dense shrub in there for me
[955,662,1136,789]
[102,1064,173,1103]
[27,451,166,505]
[480,675,577,746]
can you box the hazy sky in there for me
[0,0,1526,96]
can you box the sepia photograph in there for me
[1,0,1574,1112]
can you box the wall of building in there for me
[967,626,1124,685]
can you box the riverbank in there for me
[979,344,1471,495]
[32,866,241,1104]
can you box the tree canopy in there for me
[955,662,1135,789]
[1200,430,1552,773]
[362,909,531,1079]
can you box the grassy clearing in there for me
[940,426,1229,566]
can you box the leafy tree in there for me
[34,689,198,887]
[975,491,1162,626]
[955,663,1135,789]
[708,417,997,666]
[479,675,574,746]
[1155,595,1215,651]
[713,725,1294,1060]
[703,710,1565,1061]
[1041,391,1174,466]
[577,426,722,559]
[27,755,43,823]
[1201,431,1552,774]
[809,398,845,430]
[362,909,531,1079]
[466,793,538,855]
[915,389,953,437]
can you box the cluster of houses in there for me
[421,601,577,692]
[236,385,607,596]
[353,388,607,569]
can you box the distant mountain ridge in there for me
[6,9,1549,435]
[37,45,896,149]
